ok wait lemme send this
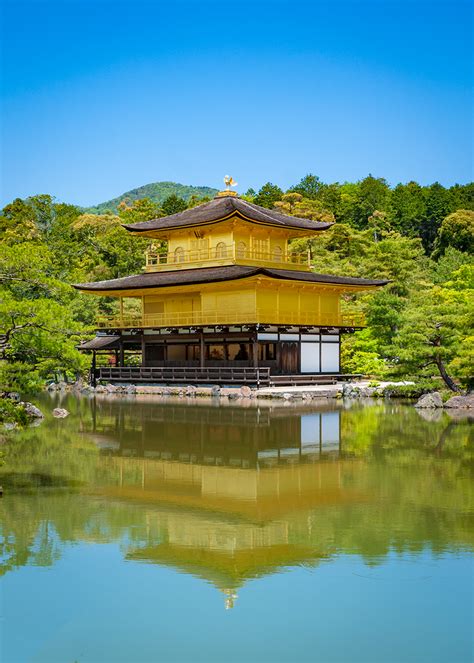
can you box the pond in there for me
[0,394,472,663]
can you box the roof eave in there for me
[121,218,333,235]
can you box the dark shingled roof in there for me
[78,335,120,350]
[122,195,332,233]
[73,265,389,292]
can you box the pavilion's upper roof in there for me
[122,193,332,234]
[73,265,389,292]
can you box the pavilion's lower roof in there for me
[78,335,120,350]
[73,265,389,292]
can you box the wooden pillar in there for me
[141,334,146,367]
[199,331,205,368]
[119,338,125,367]
[252,332,258,369]
[91,351,97,387]
[119,297,124,325]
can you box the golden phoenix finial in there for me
[223,175,238,190]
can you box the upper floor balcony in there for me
[96,309,365,330]
[144,243,311,272]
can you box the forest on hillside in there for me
[0,174,473,393]
[86,181,219,214]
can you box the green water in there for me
[0,394,472,663]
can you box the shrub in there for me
[0,398,29,426]
[382,379,441,399]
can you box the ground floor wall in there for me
[97,328,341,375]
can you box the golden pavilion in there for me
[75,183,387,385]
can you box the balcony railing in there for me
[96,310,365,329]
[94,366,271,386]
[145,244,311,271]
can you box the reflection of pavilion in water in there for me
[87,402,369,607]
[89,400,343,467]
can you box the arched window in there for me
[273,246,283,262]
[215,242,227,258]
[236,241,247,259]
[174,246,185,263]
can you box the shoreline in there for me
[45,379,414,402]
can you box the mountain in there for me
[86,181,219,214]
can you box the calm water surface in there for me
[0,394,472,663]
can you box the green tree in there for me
[118,197,162,225]
[289,174,323,199]
[187,195,211,208]
[449,182,474,211]
[352,175,390,229]
[161,194,187,216]
[432,247,474,284]
[420,182,453,254]
[0,244,90,388]
[389,265,473,391]
[253,182,283,208]
[71,214,148,279]
[389,181,426,236]
[433,209,474,257]
[275,194,335,222]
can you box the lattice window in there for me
[215,242,227,258]
[253,238,269,258]
[174,246,185,263]
[236,241,247,259]
[190,238,209,260]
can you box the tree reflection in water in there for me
[0,394,472,605]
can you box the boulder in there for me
[342,383,359,398]
[4,422,17,430]
[125,385,136,394]
[56,381,67,391]
[282,392,293,400]
[185,386,196,397]
[444,394,474,409]
[414,392,443,409]
[7,392,20,402]
[22,402,44,418]
[95,385,107,393]
[52,408,69,418]
[105,384,117,393]
[211,386,221,397]
[240,385,252,398]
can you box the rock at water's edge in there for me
[22,402,44,418]
[414,392,443,409]
[444,394,474,409]
[52,408,69,418]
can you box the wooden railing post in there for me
[200,331,205,368]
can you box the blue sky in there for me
[1,0,472,207]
